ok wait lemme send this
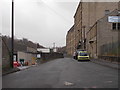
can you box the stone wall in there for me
[66,25,75,56]
[40,52,64,61]
[97,10,119,57]
[86,23,97,58]
[2,36,11,69]
[86,10,120,60]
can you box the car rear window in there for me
[80,53,88,56]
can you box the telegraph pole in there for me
[11,0,14,68]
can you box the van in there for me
[77,50,90,61]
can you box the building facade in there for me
[76,2,118,50]
[87,9,120,59]
[74,2,83,50]
[66,25,75,56]
[86,23,97,58]
[66,1,119,57]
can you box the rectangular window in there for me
[105,10,110,15]
[112,23,120,30]
[112,23,116,30]
[118,23,120,30]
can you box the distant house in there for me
[17,51,36,65]
[14,39,38,65]
[2,36,43,68]
[37,48,50,53]
[37,47,58,53]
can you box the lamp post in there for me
[11,0,14,68]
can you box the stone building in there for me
[66,25,75,56]
[87,9,120,59]
[75,2,118,50]
[74,2,83,50]
[66,1,119,57]
[57,46,66,54]
[86,23,97,58]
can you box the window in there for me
[112,23,120,30]
[112,23,116,30]
[105,10,110,15]
[80,53,88,56]
[118,23,120,30]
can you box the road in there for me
[3,58,119,88]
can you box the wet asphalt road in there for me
[2,58,119,88]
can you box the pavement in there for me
[3,58,119,88]
[91,59,120,70]
[2,65,36,76]
[17,66,30,70]
[2,68,20,76]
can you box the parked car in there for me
[77,50,90,61]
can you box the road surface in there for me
[3,58,119,88]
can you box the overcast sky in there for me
[2,0,80,47]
